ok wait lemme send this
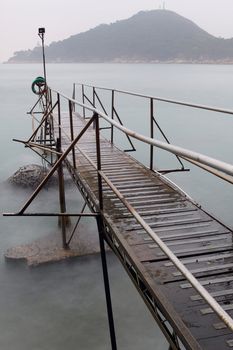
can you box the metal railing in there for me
[8,85,233,334]
[61,88,233,179]
[73,83,233,176]
[73,83,188,172]
[74,82,233,115]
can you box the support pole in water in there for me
[56,138,69,249]
[96,215,117,350]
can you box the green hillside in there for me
[7,10,233,63]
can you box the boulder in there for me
[8,164,57,188]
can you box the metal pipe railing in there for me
[74,82,233,116]
[51,88,233,179]
[74,83,233,172]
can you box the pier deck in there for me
[54,112,233,349]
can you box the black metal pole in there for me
[72,83,76,112]
[111,90,114,144]
[95,113,117,349]
[150,98,154,171]
[56,137,68,249]
[69,100,76,169]
[94,113,103,209]
[57,93,62,142]
[82,84,86,118]
[93,87,96,108]
[38,28,47,85]
[96,216,117,350]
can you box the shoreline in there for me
[4,60,233,65]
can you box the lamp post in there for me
[38,27,47,85]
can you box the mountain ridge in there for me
[7,10,233,64]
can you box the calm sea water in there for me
[1,63,233,349]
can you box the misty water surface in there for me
[1,63,233,349]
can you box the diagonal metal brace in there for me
[27,100,58,143]
[11,115,96,216]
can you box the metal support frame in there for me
[9,115,95,217]
[28,101,58,143]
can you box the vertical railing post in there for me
[94,113,103,210]
[111,90,114,144]
[93,87,96,108]
[150,98,154,171]
[72,83,76,112]
[82,84,86,118]
[49,89,54,131]
[56,137,69,250]
[95,112,117,350]
[49,88,53,110]
[57,93,62,142]
[48,89,54,164]
[69,100,76,169]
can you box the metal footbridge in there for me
[5,83,233,349]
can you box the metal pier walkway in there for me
[7,83,233,349]
[56,111,233,350]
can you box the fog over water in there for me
[1,63,233,349]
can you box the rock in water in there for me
[8,164,57,188]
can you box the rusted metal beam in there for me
[67,203,87,245]
[3,213,98,217]
[15,115,95,215]
[27,100,58,143]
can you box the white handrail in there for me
[74,82,233,116]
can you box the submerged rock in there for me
[8,164,57,188]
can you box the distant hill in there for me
[7,10,233,63]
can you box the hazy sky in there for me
[1,0,233,63]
